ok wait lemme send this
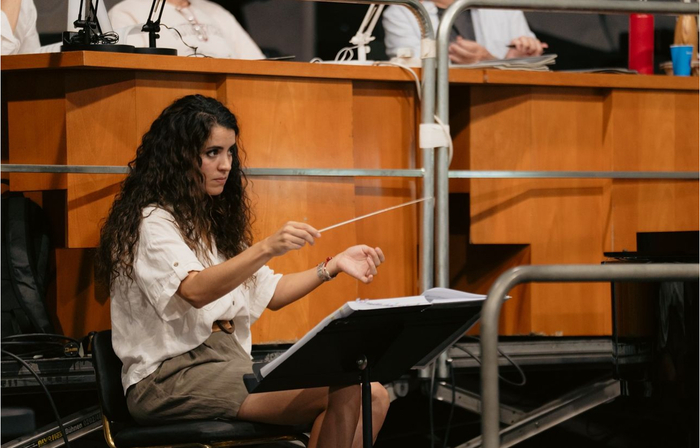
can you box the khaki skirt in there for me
[126,331,253,425]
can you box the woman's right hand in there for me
[262,222,321,257]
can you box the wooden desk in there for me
[3,53,697,339]
[1,52,420,341]
[446,69,698,336]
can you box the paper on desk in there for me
[452,54,557,71]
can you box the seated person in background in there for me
[109,0,265,59]
[1,0,40,55]
[96,94,390,448]
[383,0,547,63]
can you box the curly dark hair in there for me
[96,94,253,288]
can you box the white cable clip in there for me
[420,38,436,59]
[419,123,450,149]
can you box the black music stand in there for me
[244,298,484,448]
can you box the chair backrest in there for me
[92,330,133,424]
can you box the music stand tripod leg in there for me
[357,355,373,448]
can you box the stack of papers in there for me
[452,54,557,71]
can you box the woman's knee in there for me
[370,383,390,414]
[328,384,362,409]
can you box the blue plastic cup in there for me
[670,45,693,76]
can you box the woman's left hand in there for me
[328,245,385,284]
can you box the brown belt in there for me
[211,319,235,334]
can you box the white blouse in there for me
[1,0,40,55]
[108,0,265,59]
[111,206,281,393]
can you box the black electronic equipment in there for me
[61,0,134,53]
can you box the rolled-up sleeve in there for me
[133,209,205,321]
[248,266,282,323]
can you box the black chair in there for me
[92,330,309,448]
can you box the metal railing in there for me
[0,164,425,178]
[448,170,699,179]
[433,1,699,446]
[480,263,699,448]
[434,0,700,291]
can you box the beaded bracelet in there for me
[316,256,336,282]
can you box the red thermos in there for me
[629,14,655,74]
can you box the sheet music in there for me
[423,287,486,303]
[258,288,484,378]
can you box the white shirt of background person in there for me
[383,0,546,63]
[109,0,264,59]
[1,0,41,55]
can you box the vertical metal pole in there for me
[434,0,454,381]
[480,270,516,448]
[415,2,437,381]
[362,366,373,448]
[435,18,450,293]
[421,53,436,295]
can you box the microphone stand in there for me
[61,0,135,53]
[135,0,177,55]
[349,4,385,62]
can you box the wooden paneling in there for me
[135,72,219,140]
[65,71,220,248]
[51,249,111,338]
[468,86,536,244]
[2,79,10,190]
[6,71,67,191]
[449,193,532,335]
[64,71,134,248]
[527,88,610,334]
[449,86,471,193]
[352,81,418,301]
[465,86,617,335]
[220,76,359,342]
[1,51,420,82]
[457,84,697,335]
[607,90,699,252]
[450,69,699,91]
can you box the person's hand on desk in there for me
[327,245,385,284]
[506,36,548,58]
[449,36,495,64]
